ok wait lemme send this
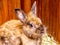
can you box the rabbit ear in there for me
[15,9,27,23]
[31,1,37,16]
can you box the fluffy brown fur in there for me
[0,1,59,45]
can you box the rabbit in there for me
[0,1,59,45]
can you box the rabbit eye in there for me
[29,24,33,27]
[27,22,33,27]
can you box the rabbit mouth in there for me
[36,25,45,34]
[23,29,42,40]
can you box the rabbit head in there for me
[15,1,46,39]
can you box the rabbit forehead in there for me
[27,12,42,25]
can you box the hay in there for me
[41,33,60,45]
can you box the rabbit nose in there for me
[37,25,45,33]
[40,25,44,30]
[40,25,45,33]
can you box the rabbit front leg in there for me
[0,28,22,45]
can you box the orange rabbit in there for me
[0,1,59,45]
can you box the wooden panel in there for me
[21,0,34,13]
[2,0,9,22]
[21,0,31,13]
[0,0,21,25]
[0,0,3,25]
[8,0,21,19]
[24,0,31,13]
[58,0,60,42]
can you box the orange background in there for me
[0,0,60,43]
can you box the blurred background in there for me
[0,0,60,43]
